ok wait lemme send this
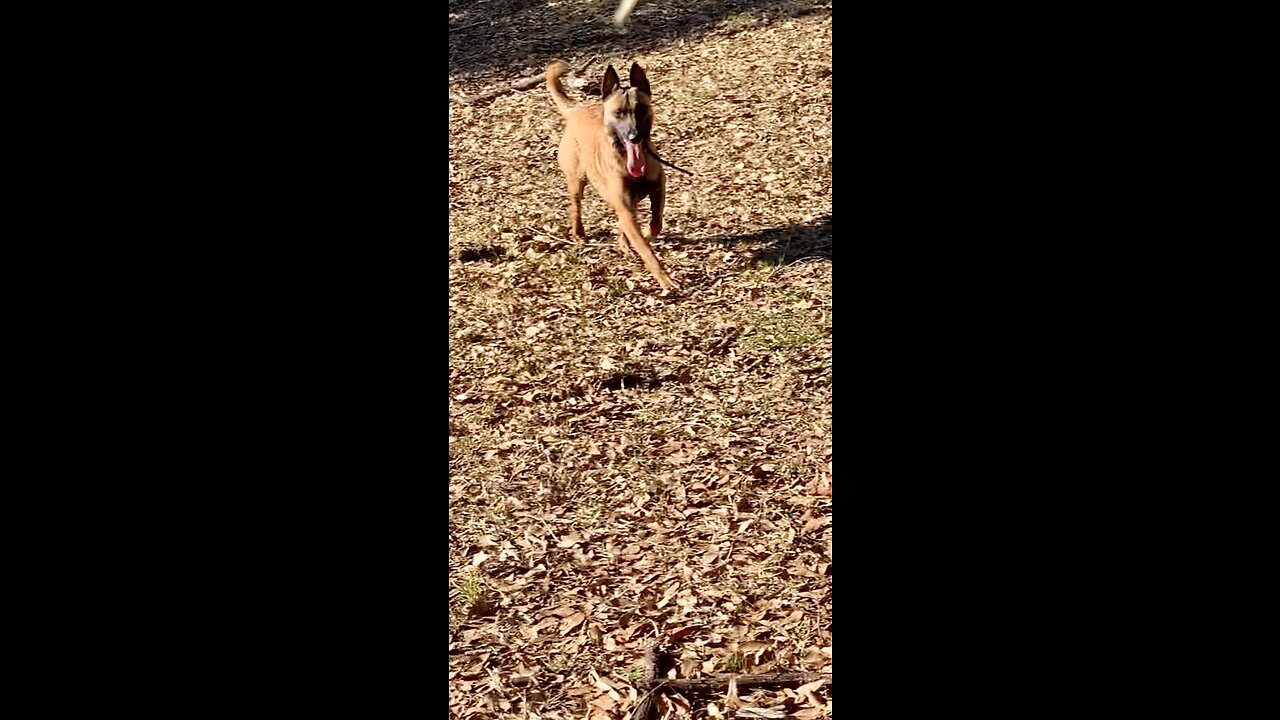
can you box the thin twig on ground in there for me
[449,55,597,106]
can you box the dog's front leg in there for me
[609,198,677,291]
[617,230,636,257]
[617,193,639,257]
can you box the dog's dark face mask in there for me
[602,63,653,178]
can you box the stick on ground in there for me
[627,646,830,720]
[651,672,830,692]
[449,55,597,106]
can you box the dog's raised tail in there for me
[546,60,573,117]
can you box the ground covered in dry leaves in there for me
[449,2,832,718]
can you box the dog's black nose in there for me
[627,129,639,142]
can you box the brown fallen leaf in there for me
[555,531,582,548]
[800,648,827,668]
[736,708,786,719]
[559,611,586,636]
[801,514,829,535]
[796,678,828,706]
[656,582,680,609]
[593,675,622,701]
[679,656,701,678]
[588,691,614,712]
[656,691,691,719]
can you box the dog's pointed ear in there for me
[601,65,621,97]
[629,63,650,95]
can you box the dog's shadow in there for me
[696,213,831,266]
[574,215,830,294]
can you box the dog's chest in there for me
[623,174,656,200]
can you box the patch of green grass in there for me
[483,499,512,524]
[735,264,775,281]
[668,84,719,104]
[606,277,630,299]
[573,497,606,529]
[453,570,499,618]
[713,3,757,29]
[631,401,669,428]
[626,666,645,685]
[721,653,744,672]
[561,242,592,265]
[449,436,474,466]
[740,308,822,353]
[454,572,483,608]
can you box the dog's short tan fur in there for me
[547,60,677,290]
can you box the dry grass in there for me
[450,3,831,718]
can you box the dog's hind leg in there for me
[563,171,587,240]
[559,139,587,240]
[648,173,666,240]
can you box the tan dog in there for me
[546,60,677,290]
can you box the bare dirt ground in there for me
[449,2,832,718]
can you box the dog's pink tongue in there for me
[625,141,645,177]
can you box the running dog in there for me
[546,60,677,290]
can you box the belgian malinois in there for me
[546,60,678,290]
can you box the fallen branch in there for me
[627,646,830,720]
[449,55,597,106]
[650,671,830,693]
